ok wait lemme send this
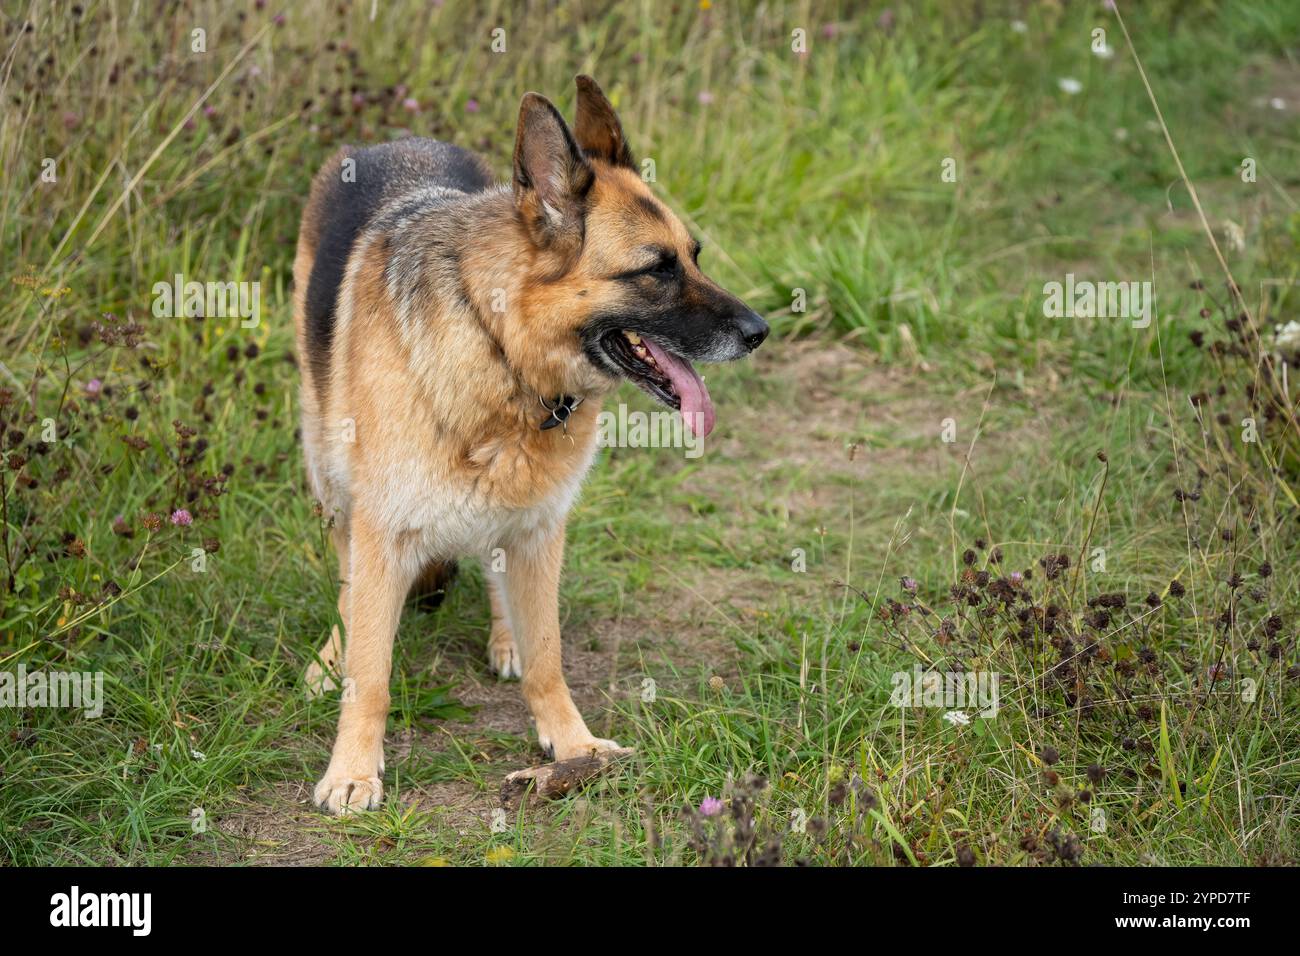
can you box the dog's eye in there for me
[647,254,678,279]
[613,251,680,283]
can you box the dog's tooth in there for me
[624,331,642,345]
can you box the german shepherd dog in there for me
[293,76,768,813]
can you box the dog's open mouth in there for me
[601,330,715,438]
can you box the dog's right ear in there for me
[513,92,593,254]
[574,75,635,169]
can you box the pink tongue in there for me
[642,338,715,438]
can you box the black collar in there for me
[538,394,584,431]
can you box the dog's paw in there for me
[304,659,339,699]
[488,635,522,680]
[542,734,623,762]
[313,771,383,815]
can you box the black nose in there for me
[736,310,770,351]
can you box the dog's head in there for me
[510,76,767,438]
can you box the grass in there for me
[1,0,1298,865]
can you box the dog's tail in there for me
[408,560,458,611]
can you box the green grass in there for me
[1,0,1298,865]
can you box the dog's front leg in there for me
[495,522,620,761]
[314,509,412,814]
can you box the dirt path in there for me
[200,344,1025,864]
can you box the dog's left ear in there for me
[574,75,635,169]
[513,92,594,253]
